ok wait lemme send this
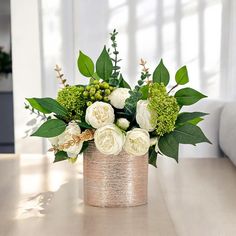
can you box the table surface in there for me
[0,154,236,236]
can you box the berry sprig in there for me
[83,80,114,106]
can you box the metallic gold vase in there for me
[83,142,148,207]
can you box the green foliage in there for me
[118,74,131,89]
[139,85,149,99]
[96,46,113,81]
[31,119,66,138]
[57,86,86,121]
[158,132,179,162]
[148,83,179,136]
[31,98,68,117]
[0,47,11,74]
[26,98,51,114]
[173,123,211,145]
[175,87,207,106]
[175,65,189,85]
[153,59,170,86]
[148,146,157,167]
[77,51,94,77]
[124,90,142,116]
[54,151,68,163]
[176,112,208,125]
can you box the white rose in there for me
[85,101,115,129]
[136,100,156,132]
[94,124,125,155]
[116,118,130,130]
[49,121,83,157]
[123,128,150,156]
[109,88,130,109]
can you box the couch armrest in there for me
[219,102,236,164]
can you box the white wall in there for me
[11,0,43,153]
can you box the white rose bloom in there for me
[49,121,83,157]
[109,88,130,109]
[136,100,156,132]
[123,128,150,156]
[85,101,115,129]
[116,118,130,130]
[94,124,125,155]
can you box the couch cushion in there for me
[219,102,236,165]
[179,99,225,158]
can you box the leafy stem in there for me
[24,103,47,120]
[168,84,178,94]
[54,64,69,87]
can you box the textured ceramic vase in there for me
[83,142,148,207]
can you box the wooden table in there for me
[1,154,236,236]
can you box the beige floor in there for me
[0,154,236,236]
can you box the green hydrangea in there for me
[57,86,86,121]
[148,83,179,136]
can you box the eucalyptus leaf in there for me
[153,59,170,86]
[33,98,68,117]
[96,46,113,81]
[174,88,207,106]
[175,66,189,85]
[54,151,68,163]
[148,146,157,167]
[31,119,66,138]
[124,90,142,116]
[158,133,179,162]
[77,51,94,77]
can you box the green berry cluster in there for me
[83,80,114,106]
[148,83,180,136]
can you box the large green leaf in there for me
[96,46,113,81]
[153,59,170,86]
[148,146,157,167]
[31,119,66,138]
[174,88,207,106]
[175,65,189,85]
[119,74,131,89]
[77,51,94,77]
[173,123,211,145]
[33,98,68,117]
[176,112,208,125]
[139,85,149,99]
[26,98,51,114]
[158,133,179,162]
[54,151,68,163]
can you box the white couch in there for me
[179,99,233,160]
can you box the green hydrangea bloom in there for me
[148,83,179,136]
[57,86,86,121]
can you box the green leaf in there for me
[92,72,101,80]
[175,65,189,85]
[33,98,68,117]
[77,51,94,77]
[188,117,203,125]
[158,133,179,162]
[54,151,68,163]
[79,141,89,154]
[26,98,50,114]
[31,119,66,138]
[119,74,131,89]
[174,88,207,106]
[148,146,157,167]
[124,90,142,116]
[139,85,149,99]
[153,59,170,86]
[173,123,211,145]
[78,121,93,129]
[96,46,113,81]
[176,112,208,125]
[109,77,120,86]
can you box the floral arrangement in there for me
[25,30,211,167]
